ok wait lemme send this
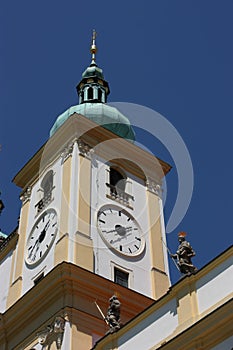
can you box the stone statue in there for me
[106,295,121,333]
[170,232,197,275]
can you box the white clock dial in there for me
[26,208,58,266]
[97,205,144,256]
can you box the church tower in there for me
[0,32,172,349]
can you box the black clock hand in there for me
[111,232,132,244]
[39,220,51,243]
[43,220,50,232]
[32,243,40,261]
[28,238,39,258]
[31,222,50,260]
[106,228,118,234]
[114,225,133,236]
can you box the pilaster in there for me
[76,140,93,236]
[54,149,72,265]
[176,279,199,331]
[7,187,31,308]
[146,182,169,300]
[75,139,94,271]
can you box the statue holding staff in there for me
[170,231,197,275]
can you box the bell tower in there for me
[0,31,175,350]
[6,32,171,311]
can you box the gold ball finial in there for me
[90,29,97,65]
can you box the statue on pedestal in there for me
[106,295,121,333]
[170,232,197,275]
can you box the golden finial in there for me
[90,29,97,65]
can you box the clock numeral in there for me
[119,211,121,216]
[134,228,138,230]
[40,251,42,258]
[128,248,132,254]
[134,244,139,250]
[135,237,141,241]
[99,219,105,224]
[28,246,32,251]
[127,217,131,222]
[46,244,49,248]
[52,222,57,227]
[120,245,122,251]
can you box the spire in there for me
[90,29,97,66]
[76,30,110,104]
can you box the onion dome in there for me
[50,30,135,142]
[49,103,135,141]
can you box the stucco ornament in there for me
[77,139,94,158]
[37,316,65,349]
[146,177,162,196]
[60,141,74,163]
[20,186,32,204]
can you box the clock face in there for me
[97,205,145,257]
[26,208,58,266]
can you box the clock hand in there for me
[38,220,51,243]
[28,239,39,259]
[32,243,40,261]
[114,226,133,236]
[43,220,51,232]
[106,228,118,234]
[30,223,50,261]
[111,232,132,244]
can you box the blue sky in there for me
[1,1,232,282]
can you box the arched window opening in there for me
[106,165,134,206]
[98,88,102,102]
[88,87,93,100]
[35,170,54,213]
[109,167,126,195]
[80,90,84,103]
[41,170,53,197]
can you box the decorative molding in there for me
[37,316,65,349]
[146,177,162,196]
[20,186,32,204]
[60,142,74,163]
[77,139,94,159]
[60,139,94,162]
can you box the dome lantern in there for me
[50,31,135,142]
[76,30,110,104]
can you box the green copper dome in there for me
[82,65,104,79]
[50,31,135,142]
[49,103,135,142]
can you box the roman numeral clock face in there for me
[25,208,58,266]
[97,206,145,257]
